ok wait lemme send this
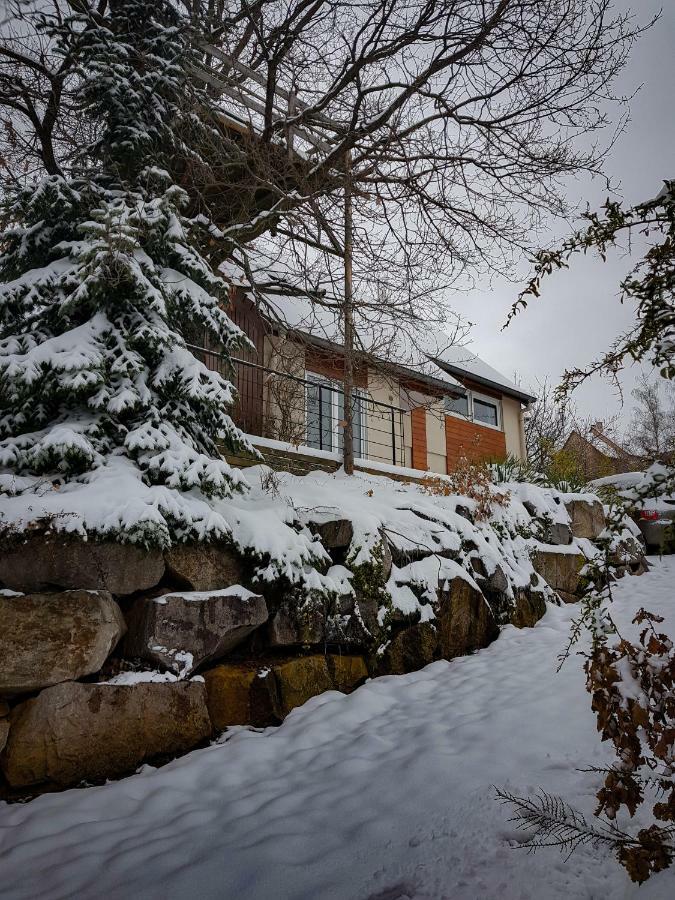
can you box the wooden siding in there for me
[229,291,267,436]
[444,415,506,470]
[411,408,428,471]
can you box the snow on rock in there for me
[0,459,628,658]
[1,559,673,899]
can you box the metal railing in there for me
[192,345,407,468]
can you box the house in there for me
[198,289,534,477]
[560,423,644,481]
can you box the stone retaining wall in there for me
[0,494,646,797]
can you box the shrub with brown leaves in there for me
[423,457,510,521]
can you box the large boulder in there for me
[545,522,573,546]
[1,680,211,789]
[436,577,499,659]
[267,598,325,647]
[378,622,438,676]
[205,664,280,730]
[531,548,586,600]
[608,533,649,578]
[273,656,334,718]
[0,532,164,595]
[0,591,126,696]
[123,587,268,676]
[164,542,244,592]
[510,587,548,628]
[328,654,369,692]
[308,518,354,552]
[564,498,605,540]
[205,654,368,729]
[0,701,8,754]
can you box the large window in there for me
[306,373,367,456]
[444,389,501,430]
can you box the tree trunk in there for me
[342,149,355,475]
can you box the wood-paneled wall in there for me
[444,415,506,471]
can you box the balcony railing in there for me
[191,345,407,468]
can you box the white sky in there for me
[451,0,674,431]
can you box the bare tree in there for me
[0,1,649,472]
[524,379,576,472]
[626,373,675,462]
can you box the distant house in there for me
[560,423,644,481]
[197,290,535,477]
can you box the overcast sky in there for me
[451,0,674,433]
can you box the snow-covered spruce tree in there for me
[0,0,251,545]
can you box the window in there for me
[473,397,499,428]
[306,373,367,456]
[306,376,335,451]
[444,393,470,418]
[444,389,501,430]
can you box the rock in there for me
[0,532,164,596]
[387,541,434,568]
[379,622,439,676]
[205,664,280,730]
[436,577,498,659]
[0,702,9,753]
[123,587,268,676]
[326,655,369,692]
[546,522,573,546]
[455,505,474,524]
[308,518,354,551]
[164,542,244,592]
[510,588,548,628]
[469,556,488,578]
[609,534,648,575]
[485,563,508,594]
[273,656,334,717]
[564,499,605,540]
[0,591,126,696]
[469,559,510,621]
[205,654,368,729]
[378,532,393,583]
[268,598,325,647]
[1,680,211,789]
[532,548,586,597]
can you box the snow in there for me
[2,560,674,899]
[102,671,179,686]
[154,586,259,604]
[591,464,675,514]
[1,458,611,635]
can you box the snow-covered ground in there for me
[2,562,675,900]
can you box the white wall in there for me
[502,396,526,460]
[367,372,400,465]
[425,401,447,474]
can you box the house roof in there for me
[258,290,533,404]
[564,427,642,463]
[430,344,536,405]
